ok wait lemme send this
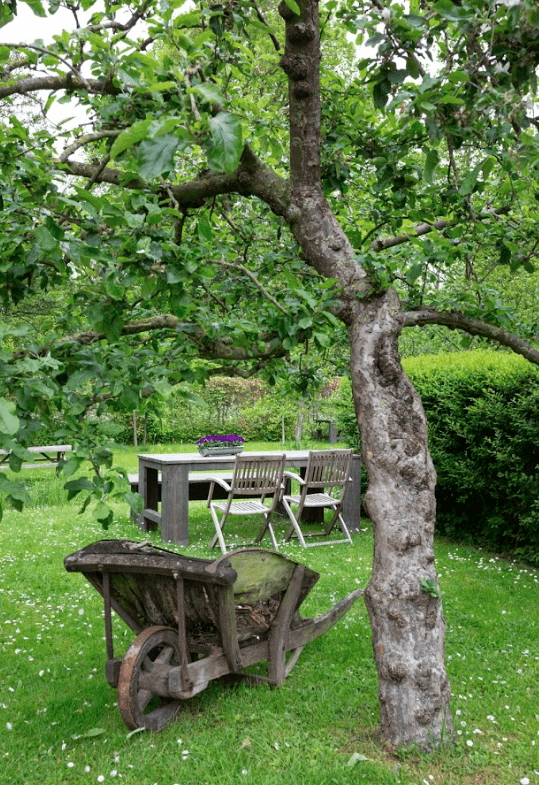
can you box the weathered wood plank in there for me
[168,640,271,698]
[218,584,243,673]
[268,564,305,685]
[217,548,318,604]
[286,588,365,649]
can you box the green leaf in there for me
[206,113,243,173]
[406,262,424,285]
[387,69,407,85]
[424,148,440,185]
[499,245,511,265]
[459,164,481,196]
[0,475,32,504]
[0,398,19,436]
[110,118,152,159]
[126,727,146,739]
[34,226,57,252]
[282,0,300,15]
[173,11,200,27]
[61,457,83,478]
[434,0,469,21]
[406,55,420,80]
[197,214,213,242]
[481,156,496,179]
[21,0,46,16]
[313,332,330,347]
[64,478,94,501]
[94,501,112,521]
[373,79,391,109]
[125,491,144,515]
[103,272,125,300]
[141,276,158,299]
[191,83,224,105]
[137,134,179,179]
[72,728,106,740]
[8,453,22,472]
[348,752,370,766]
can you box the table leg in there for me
[140,465,159,531]
[161,464,189,545]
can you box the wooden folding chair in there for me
[207,454,286,554]
[274,449,354,547]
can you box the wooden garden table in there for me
[137,450,362,545]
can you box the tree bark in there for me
[279,0,453,749]
[350,289,452,748]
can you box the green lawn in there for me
[0,451,538,785]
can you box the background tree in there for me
[2,0,539,750]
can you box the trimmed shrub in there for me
[330,377,360,451]
[334,350,539,565]
[403,350,539,565]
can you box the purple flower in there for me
[196,434,245,445]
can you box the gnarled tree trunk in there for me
[278,0,453,749]
[350,289,452,748]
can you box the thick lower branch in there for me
[10,314,288,364]
[0,74,120,99]
[59,146,292,215]
[404,307,539,365]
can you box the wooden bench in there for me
[128,472,239,523]
[128,472,235,502]
[128,472,323,526]
[0,444,72,468]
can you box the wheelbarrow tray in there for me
[64,539,363,731]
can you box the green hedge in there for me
[402,350,539,565]
[334,350,539,565]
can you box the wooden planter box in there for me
[197,444,244,457]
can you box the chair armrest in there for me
[206,475,232,507]
[206,475,232,491]
[283,470,305,484]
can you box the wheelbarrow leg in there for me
[268,564,305,686]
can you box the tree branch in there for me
[218,260,290,315]
[60,145,292,214]
[252,1,281,51]
[59,131,121,163]
[10,314,289,364]
[370,220,450,252]
[403,307,539,365]
[0,73,120,100]
[0,41,91,88]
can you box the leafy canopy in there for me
[1,0,539,523]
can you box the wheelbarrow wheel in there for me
[118,626,182,731]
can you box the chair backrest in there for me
[229,454,286,497]
[303,449,354,492]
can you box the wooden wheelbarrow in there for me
[64,539,364,731]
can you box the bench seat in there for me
[128,472,235,504]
